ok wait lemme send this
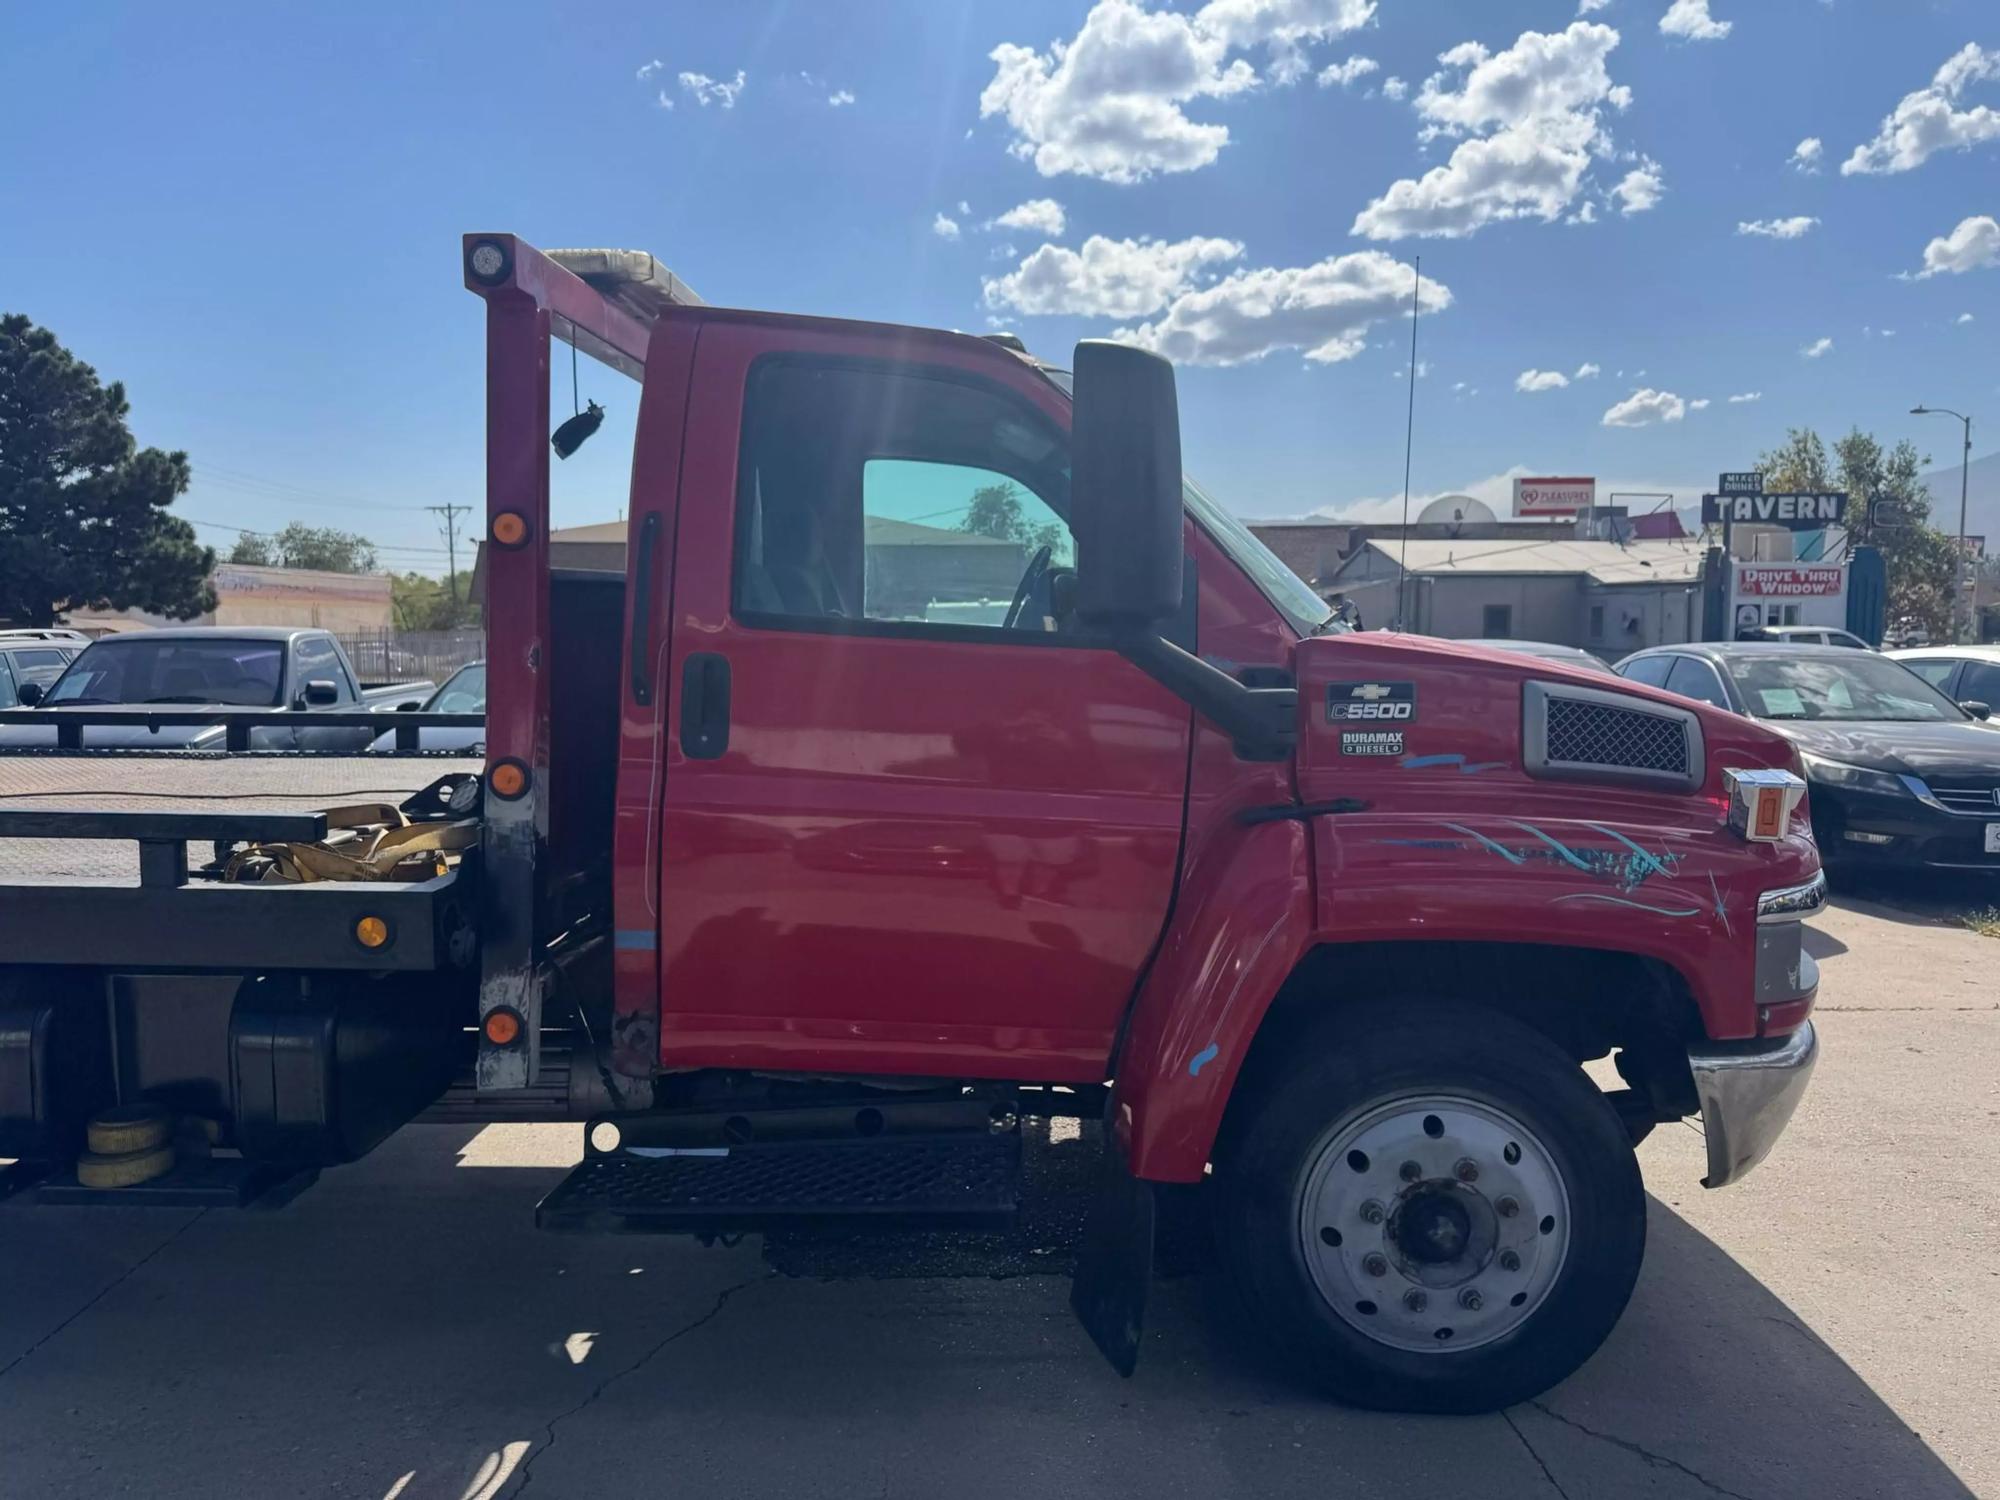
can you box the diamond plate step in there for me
[536,1131,1022,1235]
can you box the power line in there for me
[188,463,434,514]
[426,503,473,613]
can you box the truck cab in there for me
[0,236,1823,1413]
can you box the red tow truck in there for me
[0,236,1825,1412]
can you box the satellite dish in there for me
[1416,494,1497,536]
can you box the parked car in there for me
[1458,638,1613,673]
[1734,625,1874,650]
[0,635,82,709]
[368,660,485,753]
[1617,642,2000,873]
[0,627,432,750]
[1886,645,2000,713]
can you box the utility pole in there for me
[1910,405,1974,642]
[425,502,473,626]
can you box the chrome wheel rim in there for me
[1295,1092,1571,1353]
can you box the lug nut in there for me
[1496,1195,1520,1218]
[1399,1160,1423,1183]
[1362,1253,1389,1277]
[1459,1287,1483,1311]
[1454,1158,1479,1183]
[1358,1199,1386,1225]
[1403,1288,1428,1312]
[1499,1250,1522,1272]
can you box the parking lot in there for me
[0,750,1994,1500]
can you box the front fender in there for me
[1115,815,1313,1183]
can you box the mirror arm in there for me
[1113,629,1295,761]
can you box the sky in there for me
[2,1,1996,573]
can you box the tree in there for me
[0,314,215,626]
[390,571,478,631]
[268,521,376,573]
[228,533,275,565]
[1758,425,1959,640]
[957,481,1069,561]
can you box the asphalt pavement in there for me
[2,758,1995,1498]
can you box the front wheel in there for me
[1217,1002,1646,1413]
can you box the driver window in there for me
[860,460,1072,630]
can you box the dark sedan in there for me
[1616,643,2000,874]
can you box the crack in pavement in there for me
[1503,1408,1572,1500]
[1527,1400,1762,1500]
[509,1269,774,1499]
[0,1209,207,1382]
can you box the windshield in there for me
[427,663,487,714]
[1037,367,1334,638]
[45,638,286,708]
[1725,654,1965,724]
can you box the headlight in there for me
[1800,752,1911,798]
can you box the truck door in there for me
[651,322,1193,1082]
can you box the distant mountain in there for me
[1919,450,2000,548]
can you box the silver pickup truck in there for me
[0,627,433,751]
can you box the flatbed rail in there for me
[0,708,482,752]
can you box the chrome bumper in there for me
[1687,1021,1819,1188]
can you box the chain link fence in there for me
[336,628,484,688]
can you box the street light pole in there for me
[1911,404,1974,642]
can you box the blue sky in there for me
[2,1,1995,570]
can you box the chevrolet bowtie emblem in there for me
[1350,683,1393,700]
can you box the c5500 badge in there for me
[1326,681,1416,723]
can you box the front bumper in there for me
[1688,1022,1819,1188]
[1811,784,2000,873]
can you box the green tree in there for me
[1758,425,1959,640]
[390,571,478,631]
[268,521,377,573]
[0,314,215,626]
[227,532,275,565]
[957,481,1068,560]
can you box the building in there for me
[66,563,393,636]
[1325,538,1707,655]
[1250,519,1565,594]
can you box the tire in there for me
[1217,1001,1646,1414]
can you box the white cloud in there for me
[1790,136,1822,172]
[1916,214,2000,277]
[1575,361,1601,378]
[1688,397,1711,411]
[1842,43,2000,176]
[1110,251,1453,367]
[1612,162,1664,215]
[1959,312,1977,324]
[636,59,664,81]
[1800,336,1833,358]
[1353,23,1639,240]
[655,90,674,111]
[1728,391,1762,403]
[989,198,1068,237]
[679,69,747,108]
[983,234,1244,317]
[932,213,962,241]
[1381,76,1408,100]
[1737,215,1818,239]
[1516,368,1570,392]
[1578,0,1610,11]
[1318,55,1380,88]
[1659,0,1731,42]
[828,89,856,107]
[980,0,1371,183]
[1602,388,1687,427]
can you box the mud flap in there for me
[1069,1140,1156,1377]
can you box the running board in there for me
[536,1131,1021,1235]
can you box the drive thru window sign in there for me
[1736,564,1845,598]
[1701,492,1847,528]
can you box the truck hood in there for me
[0,715,227,749]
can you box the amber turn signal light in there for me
[491,511,531,547]
[354,916,390,949]
[487,759,529,800]
[483,1009,524,1046]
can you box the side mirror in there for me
[301,679,339,707]
[17,681,43,706]
[396,700,422,712]
[1961,700,1992,721]
[1070,339,1183,630]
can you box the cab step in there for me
[535,1131,1022,1235]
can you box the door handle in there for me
[629,511,661,706]
[680,653,730,760]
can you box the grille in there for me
[1928,781,2000,815]
[1544,696,1691,776]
